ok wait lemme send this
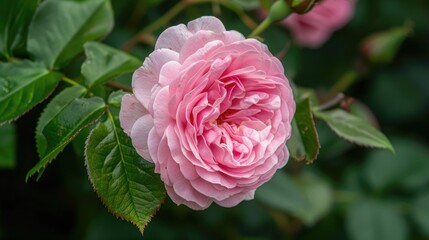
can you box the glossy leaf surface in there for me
[27,0,113,69]
[0,61,61,125]
[85,112,165,234]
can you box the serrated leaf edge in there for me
[84,110,165,235]
[26,105,106,181]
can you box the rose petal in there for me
[130,115,154,161]
[187,16,226,34]
[132,49,179,110]
[215,190,255,208]
[119,94,149,136]
[155,24,193,52]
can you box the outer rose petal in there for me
[132,49,179,110]
[121,16,296,210]
[187,16,226,33]
[155,16,227,52]
[130,115,154,162]
[155,24,193,52]
[119,94,149,135]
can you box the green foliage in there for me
[35,86,88,159]
[412,191,429,237]
[85,111,165,234]
[27,0,114,69]
[287,97,320,163]
[82,42,141,89]
[256,171,332,225]
[346,199,408,240]
[314,109,394,152]
[364,138,429,192]
[27,95,106,180]
[0,0,39,59]
[0,123,16,169]
[0,60,61,125]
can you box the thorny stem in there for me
[122,0,258,51]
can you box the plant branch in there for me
[317,93,345,111]
[106,81,133,93]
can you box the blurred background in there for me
[1,0,429,239]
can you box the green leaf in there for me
[296,87,318,107]
[85,111,165,234]
[290,172,333,225]
[0,60,61,125]
[412,191,429,237]
[108,90,126,108]
[27,0,114,69]
[82,42,141,88]
[0,123,16,169]
[346,199,408,240]
[314,109,394,152]
[256,171,307,215]
[256,171,332,225]
[364,138,429,191]
[27,96,106,180]
[0,0,39,58]
[35,85,87,161]
[287,98,320,163]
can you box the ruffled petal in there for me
[187,16,226,33]
[119,94,149,136]
[130,115,154,162]
[132,49,179,110]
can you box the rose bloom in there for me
[282,0,354,48]
[120,16,295,210]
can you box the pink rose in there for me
[120,16,295,210]
[282,0,354,48]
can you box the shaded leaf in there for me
[296,87,318,107]
[287,98,320,163]
[364,138,429,191]
[256,171,306,215]
[412,191,429,237]
[0,61,61,125]
[346,199,408,240]
[256,171,332,226]
[85,111,165,234]
[290,172,333,225]
[27,0,114,69]
[314,109,394,152]
[0,123,16,169]
[0,0,39,58]
[82,42,141,88]
[27,96,106,180]
[36,85,87,161]
[108,90,126,108]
